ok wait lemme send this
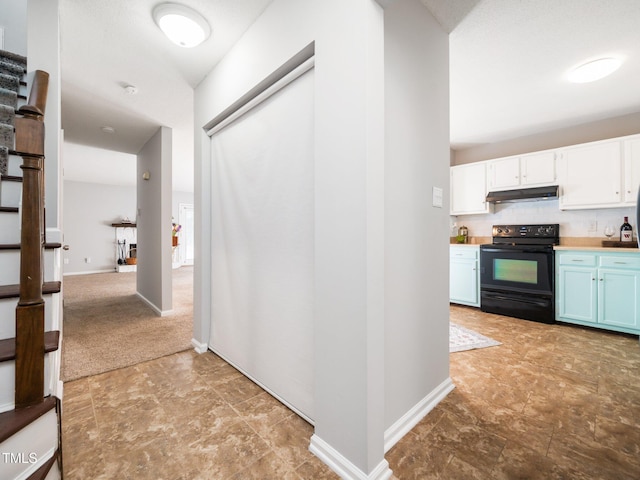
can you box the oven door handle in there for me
[481,246,552,254]
[483,293,550,307]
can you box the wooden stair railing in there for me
[14,69,50,408]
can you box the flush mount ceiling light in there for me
[153,3,211,48]
[101,126,116,134]
[567,57,623,83]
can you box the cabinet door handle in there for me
[599,278,604,281]
[613,261,627,265]
[571,259,584,262]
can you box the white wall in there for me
[453,112,640,166]
[62,141,193,275]
[28,0,61,231]
[0,0,27,54]
[195,0,391,477]
[383,0,451,439]
[195,0,451,477]
[453,201,637,241]
[63,181,136,274]
[63,142,136,186]
[137,126,173,314]
[63,181,193,274]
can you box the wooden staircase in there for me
[0,49,62,479]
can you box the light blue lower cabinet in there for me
[556,250,640,335]
[450,246,480,307]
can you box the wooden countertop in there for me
[554,245,639,253]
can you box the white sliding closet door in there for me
[209,66,314,420]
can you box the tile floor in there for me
[62,306,640,479]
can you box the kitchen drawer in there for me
[558,253,597,266]
[599,255,640,269]
[450,247,478,260]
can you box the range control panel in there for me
[491,224,560,244]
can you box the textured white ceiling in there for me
[449,0,640,148]
[60,0,640,191]
[60,0,273,192]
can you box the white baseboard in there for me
[135,292,174,317]
[309,434,393,480]
[63,269,114,276]
[384,377,455,453]
[191,338,208,354]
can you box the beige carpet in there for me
[61,266,194,382]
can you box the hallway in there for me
[62,306,640,479]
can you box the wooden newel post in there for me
[14,72,48,407]
[15,154,45,407]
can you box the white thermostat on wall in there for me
[432,186,443,208]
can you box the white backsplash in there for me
[451,199,637,240]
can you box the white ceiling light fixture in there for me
[567,57,623,84]
[101,126,116,134]
[153,3,211,48]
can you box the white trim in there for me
[14,446,57,480]
[384,377,455,453]
[54,380,64,400]
[135,292,174,317]
[63,269,114,276]
[45,227,63,244]
[191,338,208,354]
[309,434,393,480]
[0,400,15,414]
[206,57,315,137]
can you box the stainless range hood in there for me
[486,185,558,204]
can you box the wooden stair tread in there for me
[1,175,22,182]
[0,243,62,250]
[0,331,60,363]
[8,148,44,158]
[27,451,59,480]
[0,206,19,213]
[0,396,56,444]
[0,281,61,299]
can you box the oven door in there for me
[480,244,554,295]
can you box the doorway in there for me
[178,203,194,266]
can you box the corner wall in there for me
[195,0,452,477]
[195,0,388,477]
[383,0,452,445]
[136,126,173,314]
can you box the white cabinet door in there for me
[624,138,640,204]
[521,151,556,186]
[487,156,520,190]
[450,163,491,215]
[487,152,556,191]
[559,141,622,209]
[450,246,479,307]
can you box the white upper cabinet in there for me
[487,151,556,191]
[559,140,622,209]
[521,151,557,186]
[487,156,519,190]
[450,162,492,215]
[623,138,640,204]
